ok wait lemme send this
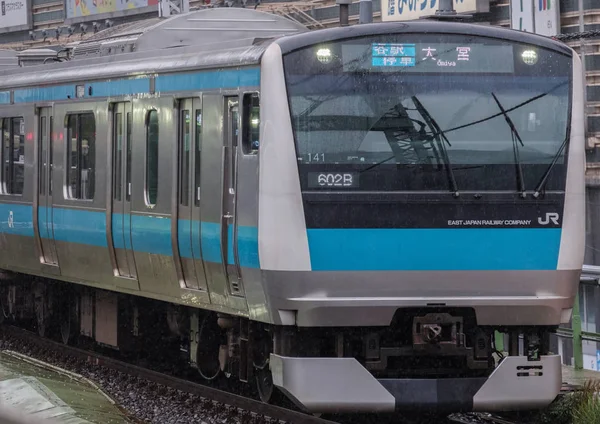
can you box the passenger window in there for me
[39,116,46,195]
[1,117,24,195]
[66,113,95,200]
[49,117,53,195]
[194,110,202,206]
[126,113,132,201]
[180,109,190,206]
[242,93,259,154]
[146,110,159,207]
[113,113,123,201]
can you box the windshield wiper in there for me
[490,92,526,198]
[411,95,459,197]
[532,137,568,198]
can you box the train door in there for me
[176,98,208,291]
[221,97,243,296]
[36,107,59,270]
[110,102,139,288]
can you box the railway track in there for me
[448,413,521,424]
[0,324,336,424]
[0,324,550,424]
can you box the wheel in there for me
[34,298,46,337]
[60,315,71,345]
[196,313,223,381]
[252,327,286,405]
[0,286,9,324]
[55,290,78,345]
[255,363,274,403]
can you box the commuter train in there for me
[0,6,585,415]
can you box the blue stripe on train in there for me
[10,68,261,104]
[306,228,562,271]
[0,203,33,237]
[34,205,260,268]
[52,207,107,247]
[1,203,561,272]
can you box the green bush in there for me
[533,394,577,424]
[571,380,600,424]
[573,397,600,424]
[532,380,600,424]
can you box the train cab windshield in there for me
[282,33,573,193]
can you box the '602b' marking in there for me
[307,172,359,189]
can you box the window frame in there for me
[1,116,25,196]
[113,112,123,202]
[194,107,202,207]
[64,111,96,201]
[179,108,191,206]
[242,92,260,155]
[39,115,46,196]
[145,109,159,208]
[49,116,53,196]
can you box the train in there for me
[0,6,585,415]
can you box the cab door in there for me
[109,103,138,289]
[221,97,243,296]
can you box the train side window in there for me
[1,117,24,195]
[126,112,132,201]
[180,109,190,206]
[113,113,123,201]
[194,109,202,206]
[145,110,159,207]
[39,116,46,195]
[66,113,95,200]
[242,93,259,155]
[49,117,53,195]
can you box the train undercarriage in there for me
[0,272,561,414]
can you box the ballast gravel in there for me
[0,335,261,424]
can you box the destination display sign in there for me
[342,42,515,73]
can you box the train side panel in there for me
[0,67,266,319]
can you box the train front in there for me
[257,22,585,414]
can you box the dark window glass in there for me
[180,109,190,206]
[39,116,46,195]
[283,34,572,192]
[113,113,122,201]
[242,93,260,154]
[49,117,53,195]
[2,119,8,194]
[146,110,159,206]
[2,117,24,195]
[67,115,77,198]
[126,112,132,201]
[66,113,95,200]
[194,110,202,206]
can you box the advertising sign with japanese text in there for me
[382,0,490,22]
[510,0,560,36]
[533,0,560,37]
[0,0,30,33]
[65,0,159,22]
[510,0,534,32]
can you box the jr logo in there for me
[538,212,559,226]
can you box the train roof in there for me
[275,19,573,56]
[0,8,307,90]
[0,10,573,91]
